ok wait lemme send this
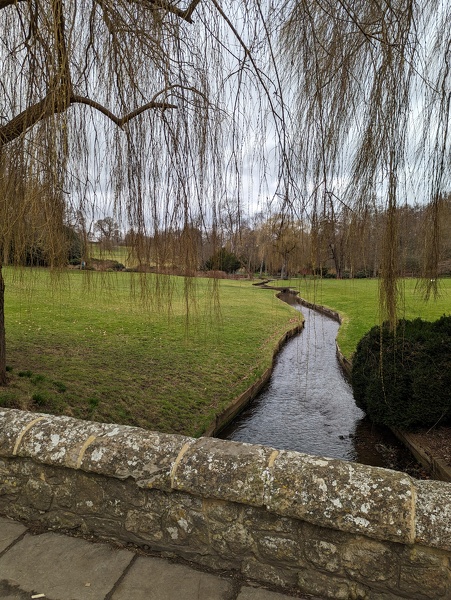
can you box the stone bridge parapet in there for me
[0,408,450,599]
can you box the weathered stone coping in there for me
[1,407,451,554]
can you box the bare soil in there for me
[409,426,451,467]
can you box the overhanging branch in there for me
[70,95,177,127]
[0,92,177,146]
[142,0,202,23]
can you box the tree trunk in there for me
[0,265,7,385]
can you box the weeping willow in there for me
[282,0,451,324]
[0,0,450,384]
[0,0,288,383]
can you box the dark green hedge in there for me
[351,316,451,429]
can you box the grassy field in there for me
[2,270,449,436]
[88,244,135,268]
[0,268,300,436]
[285,277,451,357]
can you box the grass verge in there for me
[285,277,451,358]
[1,268,300,436]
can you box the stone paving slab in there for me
[0,521,26,554]
[0,579,39,600]
[0,517,322,599]
[111,555,234,600]
[0,529,133,599]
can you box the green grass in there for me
[1,268,300,436]
[285,277,451,358]
[88,244,135,268]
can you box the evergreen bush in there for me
[351,316,451,429]
[203,248,241,274]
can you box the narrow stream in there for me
[218,293,422,472]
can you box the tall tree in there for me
[94,218,122,250]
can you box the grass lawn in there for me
[285,277,451,358]
[88,244,135,268]
[0,268,300,436]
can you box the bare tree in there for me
[94,217,121,250]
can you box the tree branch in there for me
[141,0,202,23]
[0,92,177,146]
[0,0,201,19]
[70,95,177,127]
[0,94,66,146]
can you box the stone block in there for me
[202,498,241,523]
[13,413,111,468]
[81,426,193,491]
[341,538,398,586]
[39,510,84,530]
[173,437,273,506]
[242,504,301,535]
[266,450,414,544]
[398,546,451,598]
[23,477,53,511]
[242,557,299,588]
[414,480,451,552]
[297,568,369,599]
[164,496,209,548]
[0,408,49,456]
[237,587,298,600]
[211,519,255,556]
[304,538,342,574]
[125,508,164,542]
[255,533,303,565]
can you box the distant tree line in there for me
[120,195,451,279]
[2,195,450,279]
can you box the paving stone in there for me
[0,517,26,553]
[0,531,133,599]
[111,555,234,600]
[237,586,300,600]
[0,579,32,599]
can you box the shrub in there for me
[204,248,241,274]
[351,316,451,429]
[32,392,49,406]
[354,269,372,279]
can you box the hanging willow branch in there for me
[0,0,289,383]
[281,0,451,327]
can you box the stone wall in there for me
[1,408,451,599]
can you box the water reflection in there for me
[219,295,389,466]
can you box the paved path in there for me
[0,517,322,600]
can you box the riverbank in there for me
[284,277,451,359]
[294,289,451,482]
[0,268,300,436]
